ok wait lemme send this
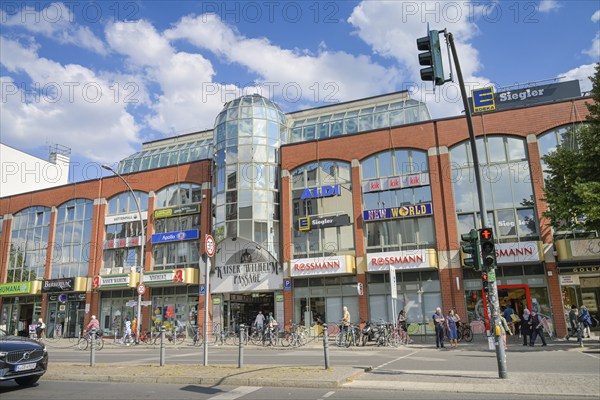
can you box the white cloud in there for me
[0,2,107,54]
[0,37,139,163]
[347,1,489,118]
[560,63,596,93]
[583,32,600,59]
[592,10,600,22]
[105,20,233,135]
[164,14,401,104]
[538,0,561,13]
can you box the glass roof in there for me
[117,138,213,174]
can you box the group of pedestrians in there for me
[432,307,462,349]
[565,304,593,341]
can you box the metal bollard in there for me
[89,328,96,367]
[578,322,583,348]
[323,323,330,370]
[159,325,166,366]
[238,324,245,368]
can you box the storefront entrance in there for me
[46,295,85,338]
[0,296,42,337]
[222,293,274,331]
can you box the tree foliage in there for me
[543,63,600,232]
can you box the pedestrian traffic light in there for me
[479,227,497,270]
[482,272,489,294]
[416,29,445,85]
[461,229,481,271]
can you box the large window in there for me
[450,136,539,241]
[362,149,435,251]
[291,161,354,258]
[52,199,93,278]
[153,183,201,271]
[8,206,51,282]
[103,191,148,274]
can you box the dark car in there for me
[0,328,48,386]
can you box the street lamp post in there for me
[102,164,145,340]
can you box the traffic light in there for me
[416,29,445,85]
[479,227,497,270]
[482,272,489,294]
[461,229,481,271]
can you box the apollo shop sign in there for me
[363,173,430,193]
[151,229,199,244]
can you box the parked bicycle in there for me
[77,330,104,350]
[336,322,359,348]
[457,322,473,342]
[281,322,308,347]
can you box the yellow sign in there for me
[472,87,496,112]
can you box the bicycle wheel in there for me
[96,337,104,350]
[175,331,185,345]
[250,331,263,346]
[77,338,89,350]
[281,332,293,347]
[463,326,473,342]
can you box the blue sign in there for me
[300,184,341,199]
[472,87,496,112]
[363,203,433,221]
[284,279,291,291]
[151,229,199,244]
[199,285,205,295]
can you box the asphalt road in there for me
[43,340,600,376]
[0,381,593,400]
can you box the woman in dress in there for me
[520,308,532,346]
[446,309,458,348]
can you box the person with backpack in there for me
[579,306,593,339]
[528,310,547,347]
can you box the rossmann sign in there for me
[495,241,542,265]
[367,249,437,272]
[290,255,356,277]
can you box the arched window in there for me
[290,160,353,258]
[450,136,538,241]
[361,149,434,252]
[52,199,94,278]
[8,206,52,282]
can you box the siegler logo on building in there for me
[42,278,75,293]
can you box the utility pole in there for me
[417,29,508,379]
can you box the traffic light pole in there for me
[446,32,508,379]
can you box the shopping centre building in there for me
[1,80,597,339]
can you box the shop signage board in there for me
[468,80,581,113]
[494,241,542,265]
[558,266,600,275]
[42,278,75,293]
[362,173,430,193]
[154,204,200,219]
[103,236,141,249]
[363,203,433,221]
[151,229,199,244]
[92,274,130,289]
[104,211,148,225]
[300,184,341,199]
[559,275,580,286]
[142,268,197,285]
[297,214,351,231]
[211,261,282,293]
[471,87,496,112]
[290,255,356,277]
[389,265,398,299]
[367,249,436,272]
[0,282,31,296]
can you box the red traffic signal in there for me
[480,228,493,240]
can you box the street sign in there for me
[205,235,215,257]
[199,285,205,295]
[126,300,137,307]
[140,301,152,306]
[137,283,146,295]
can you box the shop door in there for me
[482,284,532,330]
[297,297,325,326]
[581,287,600,330]
[65,301,84,338]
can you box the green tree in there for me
[543,63,600,232]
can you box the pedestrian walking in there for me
[254,310,265,334]
[35,318,46,339]
[579,306,593,338]
[432,307,445,349]
[529,310,547,347]
[565,305,580,341]
[398,310,411,344]
[520,308,531,346]
[131,317,138,341]
[496,311,512,350]
[446,310,458,348]
[121,317,132,345]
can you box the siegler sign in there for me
[42,278,75,293]
[211,237,282,293]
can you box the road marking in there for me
[321,391,335,398]
[372,350,419,370]
[580,351,600,360]
[208,386,261,399]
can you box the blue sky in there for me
[1,1,598,182]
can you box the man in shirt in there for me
[254,311,265,334]
[342,306,351,333]
[86,315,100,339]
[433,307,445,349]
